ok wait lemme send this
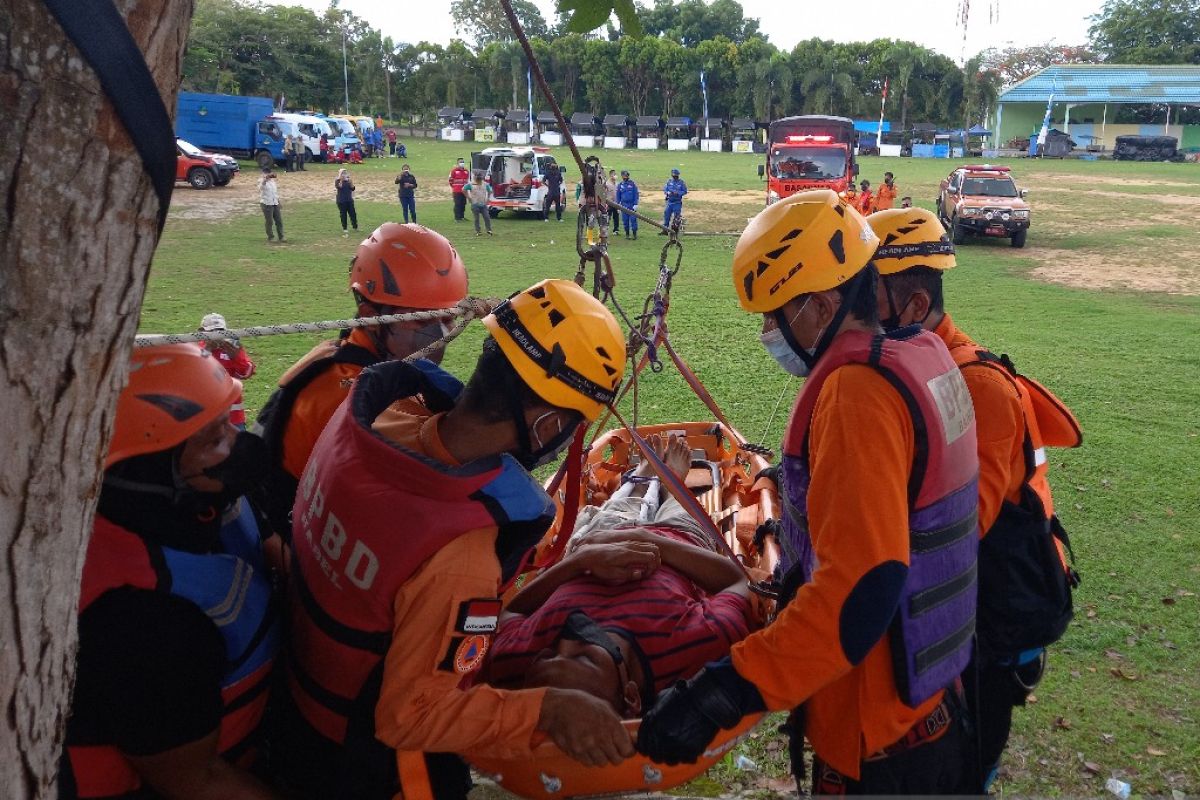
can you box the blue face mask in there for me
[760,327,813,377]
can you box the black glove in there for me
[637,659,765,765]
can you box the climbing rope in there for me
[132,297,499,361]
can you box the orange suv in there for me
[936,165,1030,248]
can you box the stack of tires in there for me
[1113,135,1180,162]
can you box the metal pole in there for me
[1165,104,1171,134]
[385,49,393,122]
[342,26,350,114]
[1100,103,1107,150]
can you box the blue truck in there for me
[175,92,285,169]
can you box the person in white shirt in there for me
[258,168,284,243]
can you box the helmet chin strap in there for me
[773,271,865,370]
[501,364,534,457]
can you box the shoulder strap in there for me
[41,0,175,233]
[258,342,379,472]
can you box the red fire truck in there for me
[759,115,859,204]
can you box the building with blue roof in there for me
[991,64,1200,152]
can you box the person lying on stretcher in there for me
[483,434,756,720]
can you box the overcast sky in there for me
[295,0,1104,60]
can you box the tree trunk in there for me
[0,1,192,796]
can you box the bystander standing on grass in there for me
[465,170,493,236]
[395,164,418,223]
[258,167,283,243]
[335,168,358,237]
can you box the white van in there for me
[271,112,337,161]
[471,147,560,216]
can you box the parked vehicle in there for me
[759,115,858,203]
[471,146,559,216]
[271,112,341,162]
[176,137,238,189]
[320,115,363,153]
[936,164,1031,248]
[175,92,285,169]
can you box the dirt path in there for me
[168,164,455,222]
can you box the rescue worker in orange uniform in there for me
[868,207,1082,792]
[256,222,468,537]
[857,179,874,214]
[876,171,898,210]
[278,280,635,800]
[637,190,980,795]
[61,345,279,800]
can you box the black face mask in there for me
[561,611,624,667]
[202,431,270,501]
[881,283,939,333]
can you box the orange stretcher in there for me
[470,420,780,799]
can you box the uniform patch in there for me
[454,635,489,674]
[455,598,502,634]
[926,368,975,445]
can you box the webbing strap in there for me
[607,407,750,580]
[395,751,434,800]
[660,334,748,446]
[41,0,176,233]
[535,425,586,569]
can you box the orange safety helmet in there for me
[867,208,957,275]
[732,189,879,313]
[349,222,468,309]
[483,279,625,421]
[106,344,240,468]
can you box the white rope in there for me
[133,297,499,347]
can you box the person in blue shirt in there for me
[615,170,640,240]
[662,168,687,233]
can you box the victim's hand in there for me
[573,540,660,585]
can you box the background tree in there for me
[1088,0,1200,63]
[653,39,695,116]
[962,52,1004,129]
[883,41,929,132]
[1,0,192,796]
[978,43,1099,85]
[450,0,548,45]
[581,38,622,114]
[799,45,859,117]
[619,36,659,116]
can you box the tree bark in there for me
[0,0,192,796]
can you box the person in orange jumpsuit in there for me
[255,222,468,537]
[857,179,874,214]
[868,207,1082,792]
[875,171,898,210]
[278,280,638,800]
[637,190,980,796]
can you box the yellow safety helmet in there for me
[732,189,879,313]
[867,208,957,275]
[483,279,626,421]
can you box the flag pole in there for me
[877,77,888,152]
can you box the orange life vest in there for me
[949,345,1082,661]
[64,509,278,798]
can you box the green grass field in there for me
[148,141,1200,796]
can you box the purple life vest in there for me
[778,326,979,707]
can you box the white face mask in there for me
[759,297,825,377]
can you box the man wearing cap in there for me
[868,208,1082,792]
[637,190,980,795]
[661,168,687,233]
[615,170,640,239]
[198,313,256,429]
[279,279,636,800]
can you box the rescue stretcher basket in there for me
[470,420,780,799]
